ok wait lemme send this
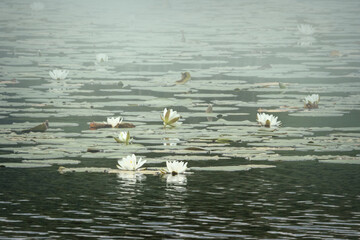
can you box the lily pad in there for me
[147,155,229,163]
[319,159,360,164]
[0,162,52,168]
[249,154,319,161]
[191,165,276,171]
[58,167,160,175]
[22,159,80,165]
[318,156,360,164]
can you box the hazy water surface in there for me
[1,0,360,239]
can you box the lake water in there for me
[1,0,360,239]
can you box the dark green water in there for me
[1,162,360,239]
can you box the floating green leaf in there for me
[0,162,52,168]
[191,165,276,171]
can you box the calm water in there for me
[1,163,360,239]
[1,0,360,239]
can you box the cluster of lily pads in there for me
[106,94,319,173]
[46,51,322,176]
[47,54,189,175]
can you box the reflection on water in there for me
[162,137,180,146]
[117,172,146,185]
[297,36,315,47]
[165,174,188,185]
[1,163,360,238]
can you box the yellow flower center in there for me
[265,120,271,127]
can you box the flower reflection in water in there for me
[117,172,146,185]
[95,65,107,72]
[166,174,187,185]
[297,36,315,47]
[162,137,180,146]
[95,54,109,72]
[165,174,188,193]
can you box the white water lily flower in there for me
[161,108,182,127]
[256,113,281,128]
[118,131,129,142]
[303,94,320,109]
[165,160,188,175]
[297,24,315,35]
[49,69,69,80]
[30,2,44,11]
[105,116,123,128]
[115,131,132,144]
[117,154,146,171]
[96,54,108,63]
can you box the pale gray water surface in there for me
[1,0,360,239]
